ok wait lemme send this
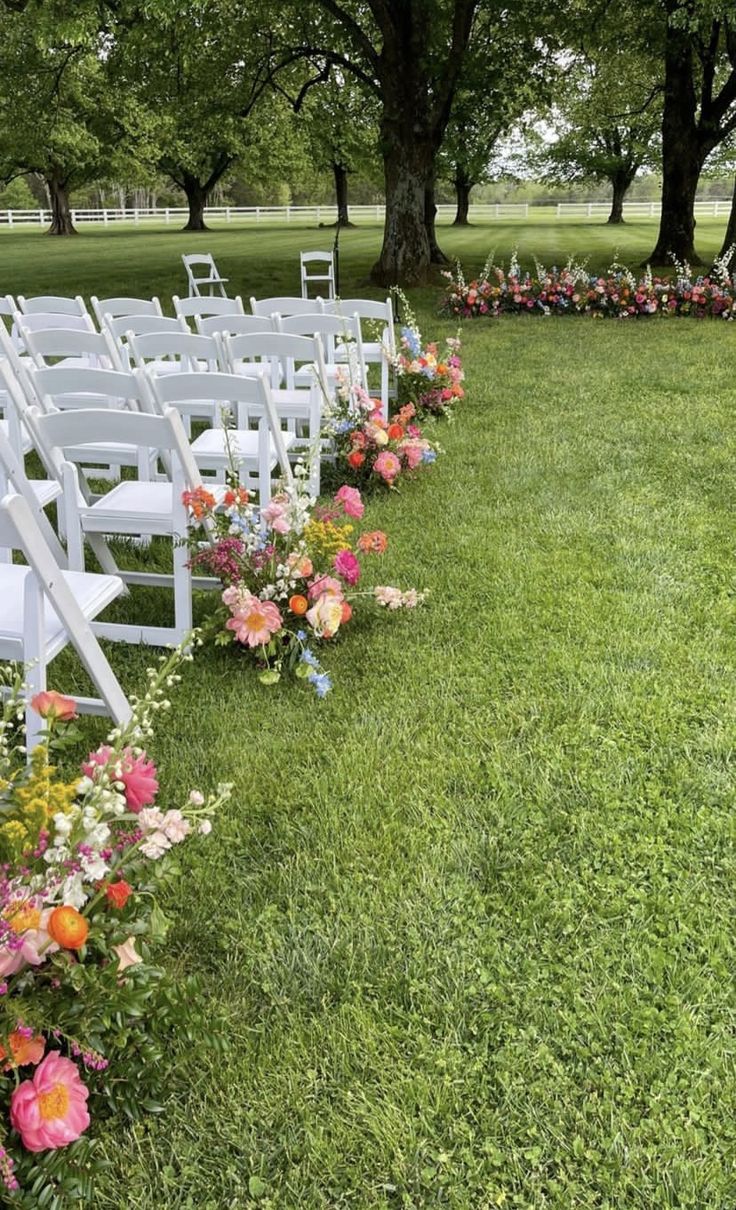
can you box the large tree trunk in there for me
[46,174,76,236]
[371,131,434,286]
[607,171,633,224]
[716,174,736,269]
[453,173,472,225]
[424,173,448,265]
[332,161,354,228]
[647,14,706,265]
[181,173,209,232]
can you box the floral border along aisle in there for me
[184,478,426,694]
[0,648,230,1203]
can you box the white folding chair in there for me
[102,314,190,370]
[0,491,130,749]
[320,296,395,416]
[173,295,244,324]
[300,251,335,300]
[23,326,123,372]
[0,296,16,331]
[128,331,222,430]
[276,312,367,392]
[196,313,273,338]
[0,424,64,557]
[251,296,323,318]
[220,333,327,495]
[91,296,163,327]
[13,312,94,338]
[182,253,228,298]
[17,295,89,319]
[145,370,294,503]
[27,405,221,647]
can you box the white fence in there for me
[0,200,731,227]
[0,202,533,227]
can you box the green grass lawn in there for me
[5,222,736,1207]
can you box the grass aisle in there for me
[88,316,736,1208]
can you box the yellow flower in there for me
[303,519,353,561]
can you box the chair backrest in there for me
[320,295,396,354]
[127,330,221,374]
[0,296,15,331]
[17,295,89,318]
[23,326,123,371]
[29,403,201,491]
[222,332,326,394]
[91,296,163,326]
[276,312,363,370]
[26,363,149,416]
[173,294,244,321]
[15,312,94,334]
[196,313,273,338]
[147,370,293,485]
[0,357,39,456]
[103,313,189,340]
[300,251,335,300]
[0,491,131,730]
[182,253,228,298]
[251,296,322,318]
[0,427,67,566]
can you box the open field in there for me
[5,225,736,1207]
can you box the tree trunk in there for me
[370,133,435,286]
[332,161,354,228]
[607,172,632,224]
[646,14,705,265]
[453,174,471,225]
[181,174,209,232]
[46,175,76,236]
[424,174,448,265]
[716,174,736,269]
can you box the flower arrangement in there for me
[0,650,230,1201]
[440,248,736,321]
[183,479,426,694]
[390,290,464,417]
[324,376,441,492]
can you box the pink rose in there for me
[333,549,360,586]
[10,1052,90,1152]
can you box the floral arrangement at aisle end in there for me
[0,649,230,1204]
[390,289,465,417]
[183,476,426,695]
[440,247,736,321]
[324,375,442,491]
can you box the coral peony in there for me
[374,451,402,483]
[225,592,282,648]
[30,691,77,723]
[82,747,159,812]
[0,1031,45,1070]
[334,485,364,519]
[10,1052,90,1152]
[357,530,388,555]
[333,548,360,586]
[306,593,344,639]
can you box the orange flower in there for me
[48,907,88,951]
[105,880,133,910]
[347,451,365,469]
[182,486,216,520]
[387,423,404,441]
[30,691,77,722]
[0,1031,45,1069]
[223,487,249,507]
[357,530,388,555]
[340,601,353,624]
[289,594,308,616]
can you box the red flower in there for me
[105,880,133,910]
[347,451,365,468]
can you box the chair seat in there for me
[80,480,229,534]
[63,441,153,467]
[190,428,296,466]
[31,479,62,507]
[0,566,124,663]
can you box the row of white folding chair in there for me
[0,489,131,750]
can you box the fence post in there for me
[226,207,231,223]
[587,202,593,217]
[6,211,11,229]
[103,209,108,227]
[70,210,76,225]
[39,210,44,226]
[650,202,655,217]
[286,206,291,222]
[556,203,562,218]
[133,208,139,226]
[524,203,529,218]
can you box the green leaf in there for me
[248,1175,267,1198]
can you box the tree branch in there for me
[312,0,379,72]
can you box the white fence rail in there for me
[0,200,731,227]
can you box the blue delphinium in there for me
[307,670,332,698]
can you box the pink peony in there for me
[333,548,360,586]
[0,907,58,978]
[82,747,159,813]
[374,451,402,483]
[10,1052,90,1152]
[225,591,282,647]
[398,439,427,470]
[261,498,291,534]
[334,485,364,519]
[307,575,343,601]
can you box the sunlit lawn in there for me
[5,218,736,1207]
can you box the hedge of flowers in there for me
[0,648,230,1203]
[441,249,736,321]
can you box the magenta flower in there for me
[333,548,360,586]
[82,747,159,812]
[10,1052,90,1152]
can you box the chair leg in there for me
[173,539,193,640]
